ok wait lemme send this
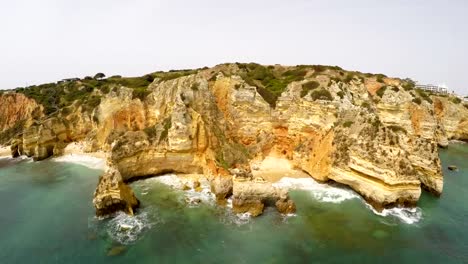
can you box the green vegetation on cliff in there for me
[10,69,199,115]
[3,63,451,118]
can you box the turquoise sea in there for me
[0,144,467,263]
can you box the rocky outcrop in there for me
[93,165,139,216]
[210,175,233,201]
[232,180,295,216]
[2,63,467,217]
[21,103,93,160]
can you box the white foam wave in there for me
[274,177,422,224]
[366,204,423,225]
[146,174,184,188]
[140,174,216,207]
[273,177,359,203]
[105,211,155,244]
[234,213,252,225]
[52,154,106,170]
[449,139,466,144]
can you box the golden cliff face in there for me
[2,64,467,216]
[0,93,42,133]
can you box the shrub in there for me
[329,77,341,84]
[132,87,151,101]
[343,121,354,128]
[311,89,333,101]
[376,86,387,97]
[300,81,320,97]
[337,91,344,99]
[416,89,433,104]
[144,126,157,138]
[376,74,387,83]
[159,117,172,142]
[191,83,199,91]
[412,98,422,105]
[451,97,462,104]
[344,74,354,83]
[144,74,155,82]
[402,79,415,91]
[312,65,327,73]
[391,86,399,92]
[361,101,371,109]
[94,73,106,79]
[86,95,101,109]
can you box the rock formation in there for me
[1,63,467,216]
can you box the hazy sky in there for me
[1,0,467,94]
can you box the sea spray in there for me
[105,211,156,245]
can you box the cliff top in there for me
[0,63,465,116]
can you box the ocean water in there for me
[0,144,467,263]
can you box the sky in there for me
[0,0,467,95]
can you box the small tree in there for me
[94,72,106,80]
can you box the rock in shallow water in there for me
[210,176,233,201]
[107,245,127,256]
[448,165,458,171]
[275,199,296,214]
[93,166,139,217]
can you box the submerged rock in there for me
[232,180,295,216]
[107,245,127,257]
[448,165,458,171]
[232,198,264,217]
[192,180,201,189]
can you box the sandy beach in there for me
[0,145,10,157]
[251,156,310,182]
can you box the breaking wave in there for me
[105,211,157,245]
[52,154,106,170]
[273,177,359,203]
[366,204,423,225]
[273,177,422,224]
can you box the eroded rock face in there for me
[3,64,467,217]
[0,93,42,133]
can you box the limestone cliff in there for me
[1,63,467,216]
